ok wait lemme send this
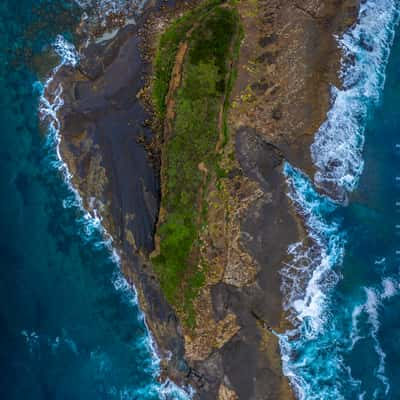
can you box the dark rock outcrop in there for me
[47,0,360,398]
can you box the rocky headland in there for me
[46,0,359,398]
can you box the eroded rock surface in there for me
[49,0,359,398]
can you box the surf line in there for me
[311,0,400,202]
[37,34,192,400]
[278,163,350,400]
[278,0,400,398]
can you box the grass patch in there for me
[152,0,225,118]
[152,3,241,327]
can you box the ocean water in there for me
[4,0,400,399]
[280,0,400,399]
[0,1,188,399]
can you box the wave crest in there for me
[281,163,344,333]
[38,35,192,399]
[311,0,399,200]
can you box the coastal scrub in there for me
[152,1,241,326]
[152,0,225,118]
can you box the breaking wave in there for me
[38,34,191,400]
[74,0,147,28]
[310,0,399,201]
[350,277,400,398]
[280,1,400,398]
[280,163,344,332]
[279,164,398,399]
[20,329,191,399]
[279,163,353,400]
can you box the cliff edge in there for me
[46,0,359,398]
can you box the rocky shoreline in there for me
[46,0,360,398]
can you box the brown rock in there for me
[218,384,239,400]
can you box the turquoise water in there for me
[3,0,400,399]
[280,1,400,399]
[0,1,186,398]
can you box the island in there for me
[46,0,359,398]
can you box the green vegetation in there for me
[152,2,241,327]
[152,0,225,118]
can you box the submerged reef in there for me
[46,0,360,398]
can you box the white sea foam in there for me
[279,163,349,399]
[280,1,400,397]
[75,0,142,13]
[110,269,165,377]
[311,0,400,199]
[53,35,80,67]
[329,275,399,398]
[364,288,389,396]
[381,276,399,298]
[74,0,146,31]
[103,379,193,400]
[37,37,109,245]
[350,303,365,348]
[280,163,344,334]
[280,164,399,399]
[88,348,192,400]
[22,330,191,399]
[39,34,192,399]
[364,286,389,397]
[279,328,361,400]
[364,276,400,396]
[112,270,139,306]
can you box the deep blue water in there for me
[337,27,400,398]
[3,0,400,399]
[280,1,400,399]
[0,1,182,399]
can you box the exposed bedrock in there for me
[48,0,360,398]
[47,17,190,386]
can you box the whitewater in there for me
[280,0,400,399]
[25,0,400,399]
[37,5,192,399]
